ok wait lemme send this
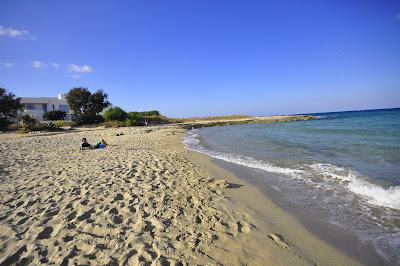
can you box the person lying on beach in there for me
[93,139,108,149]
[81,138,92,149]
[81,138,108,150]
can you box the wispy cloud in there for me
[32,60,45,68]
[71,74,81,79]
[0,26,37,40]
[68,64,93,73]
[50,63,59,69]
[32,61,61,69]
[3,62,13,67]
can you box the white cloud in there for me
[32,60,45,68]
[71,74,81,79]
[50,63,59,69]
[0,26,37,40]
[3,62,13,67]
[68,64,93,73]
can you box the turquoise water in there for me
[184,108,400,264]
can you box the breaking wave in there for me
[183,130,400,210]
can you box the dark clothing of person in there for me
[81,142,91,149]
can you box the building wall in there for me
[19,94,74,121]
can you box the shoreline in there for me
[208,157,386,265]
[183,117,399,265]
[185,140,360,266]
[0,125,358,265]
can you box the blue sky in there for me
[1,0,399,117]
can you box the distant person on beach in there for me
[81,138,91,149]
[81,138,107,149]
[93,139,108,149]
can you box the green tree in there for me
[103,107,127,121]
[0,88,24,129]
[65,87,91,115]
[87,90,110,114]
[43,110,67,121]
[66,87,110,123]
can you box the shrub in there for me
[19,115,40,131]
[125,119,141,127]
[127,112,145,125]
[103,107,127,121]
[0,118,9,131]
[53,120,74,128]
[0,88,24,130]
[75,113,104,125]
[18,115,63,133]
[43,122,61,131]
[43,110,67,121]
[139,110,161,116]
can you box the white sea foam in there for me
[184,130,400,210]
[309,163,400,210]
[183,130,304,177]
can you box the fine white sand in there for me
[0,126,359,265]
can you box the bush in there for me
[125,119,141,127]
[127,112,145,125]
[103,107,127,121]
[18,115,63,133]
[53,120,74,128]
[43,110,67,121]
[75,113,104,125]
[0,118,9,131]
[0,88,24,127]
[138,110,161,116]
[19,115,40,131]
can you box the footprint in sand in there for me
[268,233,290,249]
[114,193,124,201]
[37,226,53,240]
[236,221,253,233]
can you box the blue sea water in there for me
[184,108,400,264]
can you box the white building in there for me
[19,93,74,121]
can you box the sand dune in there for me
[0,126,358,265]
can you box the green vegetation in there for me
[103,107,127,121]
[3,86,311,132]
[43,110,67,121]
[66,87,110,124]
[19,115,39,132]
[18,115,61,133]
[53,120,74,128]
[0,88,24,130]
[101,106,169,127]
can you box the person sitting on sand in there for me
[81,138,92,149]
[93,139,107,149]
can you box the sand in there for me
[0,126,359,265]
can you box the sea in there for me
[183,108,400,265]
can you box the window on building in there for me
[42,104,47,112]
[59,105,69,112]
[26,103,35,110]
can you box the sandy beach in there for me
[0,126,359,265]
